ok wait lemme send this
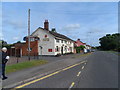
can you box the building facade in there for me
[31,20,74,56]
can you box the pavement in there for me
[2,51,118,89]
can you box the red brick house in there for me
[8,36,39,57]
[74,39,86,53]
[75,39,85,47]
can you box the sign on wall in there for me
[43,35,49,41]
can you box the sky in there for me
[1,2,118,46]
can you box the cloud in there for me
[12,36,20,40]
[61,24,80,31]
[3,19,26,30]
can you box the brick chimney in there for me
[44,20,49,30]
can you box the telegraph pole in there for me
[28,9,30,61]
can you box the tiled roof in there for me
[49,31,74,42]
[36,27,74,42]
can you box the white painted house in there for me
[31,20,74,56]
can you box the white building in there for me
[31,20,74,56]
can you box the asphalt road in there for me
[14,51,118,88]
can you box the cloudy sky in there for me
[2,2,118,46]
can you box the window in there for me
[30,38,35,42]
[65,46,67,51]
[48,49,52,52]
[65,40,67,43]
[27,48,32,51]
[61,40,63,43]
[56,39,59,43]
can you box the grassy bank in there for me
[6,60,48,74]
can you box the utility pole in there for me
[28,9,30,61]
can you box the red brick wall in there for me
[22,40,38,56]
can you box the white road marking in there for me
[77,71,81,77]
[82,66,84,69]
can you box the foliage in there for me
[0,40,13,49]
[99,33,120,52]
[51,28,56,32]
[0,40,7,46]
[75,45,85,53]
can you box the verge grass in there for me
[6,60,48,74]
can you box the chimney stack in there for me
[44,20,49,30]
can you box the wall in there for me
[32,28,55,55]
[54,38,74,55]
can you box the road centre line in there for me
[77,71,81,77]
[69,82,75,89]
[14,60,87,89]
[82,66,85,69]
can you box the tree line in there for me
[99,33,120,52]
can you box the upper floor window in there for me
[65,40,67,43]
[30,38,35,42]
[56,39,59,43]
[61,40,63,43]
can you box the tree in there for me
[17,41,21,43]
[75,45,85,53]
[0,40,7,46]
[51,28,56,32]
[99,33,120,51]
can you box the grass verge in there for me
[6,60,48,74]
[74,53,92,58]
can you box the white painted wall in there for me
[32,28,74,56]
[54,38,74,55]
[32,28,55,55]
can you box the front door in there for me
[61,46,63,55]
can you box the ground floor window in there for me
[65,46,67,52]
[48,49,52,52]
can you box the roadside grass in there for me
[107,51,120,55]
[6,60,48,74]
[74,53,92,58]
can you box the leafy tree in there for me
[99,33,120,52]
[0,40,7,46]
[75,45,85,53]
[17,41,21,43]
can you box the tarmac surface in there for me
[2,51,118,89]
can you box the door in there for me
[61,46,63,55]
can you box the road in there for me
[14,51,118,89]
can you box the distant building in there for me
[74,39,91,53]
[75,39,85,47]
